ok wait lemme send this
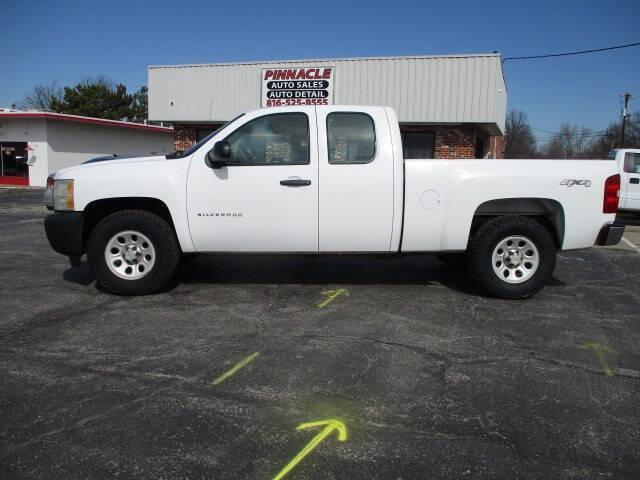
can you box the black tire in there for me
[436,253,467,269]
[467,216,557,299]
[87,209,181,296]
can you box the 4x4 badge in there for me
[560,179,591,187]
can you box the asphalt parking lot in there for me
[1,188,639,479]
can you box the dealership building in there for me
[0,109,173,187]
[148,53,507,159]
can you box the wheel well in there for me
[471,198,565,248]
[82,197,177,250]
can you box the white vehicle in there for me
[609,148,640,213]
[44,106,624,299]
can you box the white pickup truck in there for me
[44,105,624,299]
[609,148,640,213]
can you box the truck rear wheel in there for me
[467,216,556,299]
[87,210,181,296]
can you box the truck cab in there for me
[186,105,401,253]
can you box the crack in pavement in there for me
[502,332,640,380]
[304,333,640,380]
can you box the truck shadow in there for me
[175,254,564,297]
[63,254,565,297]
[62,262,93,286]
[179,253,448,285]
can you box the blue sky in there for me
[1,0,638,139]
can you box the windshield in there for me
[166,114,245,159]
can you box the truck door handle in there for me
[280,178,311,187]
[630,178,639,184]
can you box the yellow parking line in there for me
[208,352,260,386]
[317,288,349,308]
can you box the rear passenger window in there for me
[327,113,376,164]
[623,152,640,173]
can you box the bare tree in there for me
[542,124,595,159]
[585,124,618,159]
[78,75,115,89]
[504,110,538,158]
[19,81,63,111]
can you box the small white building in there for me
[0,109,174,187]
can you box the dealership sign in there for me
[261,67,334,107]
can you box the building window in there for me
[0,142,29,178]
[402,131,435,159]
[327,113,376,164]
[225,113,309,165]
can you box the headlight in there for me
[53,179,75,211]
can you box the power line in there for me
[532,126,607,135]
[531,126,609,137]
[502,41,640,63]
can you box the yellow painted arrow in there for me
[317,288,349,308]
[273,419,348,480]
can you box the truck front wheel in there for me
[467,216,556,299]
[87,210,181,295]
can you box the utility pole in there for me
[620,92,632,147]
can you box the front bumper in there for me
[596,223,625,246]
[44,212,84,256]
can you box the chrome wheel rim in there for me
[105,230,156,280]
[492,236,539,284]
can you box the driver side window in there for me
[225,113,309,165]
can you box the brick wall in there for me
[434,125,477,159]
[487,135,505,159]
[173,124,224,151]
[401,124,504,159]
[174,124,198,151]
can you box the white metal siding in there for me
[148,54,507,134]
[45,121,173,175]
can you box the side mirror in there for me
[205,141,231,169]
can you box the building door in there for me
[0,142,29,185]
[316,107,396,252]
[186,108,319,252]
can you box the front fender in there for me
[56,158,195,252]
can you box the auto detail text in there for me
[262,67,334,107]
